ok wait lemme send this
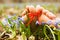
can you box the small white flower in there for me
[36,21,39,24]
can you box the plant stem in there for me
[43,25,50,40]
[45,25,56,40]
[10,31,16,38]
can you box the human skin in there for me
[21,5,60,28]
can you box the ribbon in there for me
[26,11,42,26]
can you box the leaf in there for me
[58,32,60,40]
[0,21,5,28]
[19,20,25,33]
[54,29,60,40]
[7,18,12,24]
[25,25,31,37]
[43,25,50,40]
[45,25,56,40]
[12,23,16,31]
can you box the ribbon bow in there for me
[26,11,42,26]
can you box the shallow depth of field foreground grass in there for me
[0,4,60,40]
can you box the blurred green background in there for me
[0,0,60,15]
[0,0,60,3]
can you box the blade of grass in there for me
[0,21,5,28]
[45,25,56,40]
[43,25,50,40]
